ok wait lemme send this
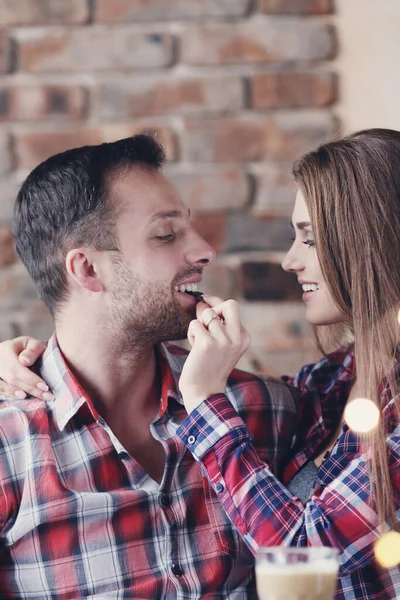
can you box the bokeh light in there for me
[344,397,380,433]
[374,531,400,568]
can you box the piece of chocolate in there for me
[185,290,205,302]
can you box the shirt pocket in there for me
[202,476,240,557]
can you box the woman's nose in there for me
[282,245,303,273]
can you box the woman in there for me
[1,129,399,599]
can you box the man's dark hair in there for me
[13,134,166,315]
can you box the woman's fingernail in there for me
[42,392,55,402]
[36,383,49,392]
[21,355,32,365]
[14,390,26,399]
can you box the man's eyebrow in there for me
[149,209,190,224]
[290,220,312,230]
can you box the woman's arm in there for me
[177,393,400,576]
[178,297,391,576]
[0,336,51,399]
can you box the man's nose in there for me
[185,232,216,266]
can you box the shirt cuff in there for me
[177,394,252,460]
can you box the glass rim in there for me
[256,546,340,559]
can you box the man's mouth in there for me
[185,290,204,302]
[173,282,205,303]
[174,282,199,293]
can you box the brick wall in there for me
[0,0,337,375]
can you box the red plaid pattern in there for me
[178,348,400,600]
[0,334,298,599]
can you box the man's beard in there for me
[107,255,195,351]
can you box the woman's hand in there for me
[179,296,250,414]
[0,336,53,400]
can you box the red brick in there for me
[252,162,296,216]
[14,28,174,73]
[0,84,86,121]
[262,112,336,160]
[0,174,24,223]
[259,0,333,15]
[0,132,13,173]
[184,117,265,163]
[7,300,54,341]
[0,319,16,342]
[240,261,302,301]
[15,128,100,170]
[14,124,177,169]
[0,227,16,267]
[237,300,318,375]
[0,0,89,26]
[166,167,250,213]
[0,31,10,74]
[249,71,337,109]
[182,20,335,65]
[200,261,238,300]
[92,75,243,119]
[226,214,292,252]
[95,0,250,22]
[0,264,44,310]
[238,348,317,378]
[183,112,335,162]
[191,214,227,253]
[239,302,314,353]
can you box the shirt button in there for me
[159,493,170,507]
[187,434,196,445]
[171,564,183,577]
[215,483,224,493]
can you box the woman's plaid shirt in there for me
[177,348,400,600]
[0,335,298,599]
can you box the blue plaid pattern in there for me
[178,348,400,599]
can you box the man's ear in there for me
[65,248,104,293]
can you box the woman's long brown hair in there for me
[293,128,400,530]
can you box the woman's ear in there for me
[65,248,105,293]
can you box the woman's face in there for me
[282,189,345,326]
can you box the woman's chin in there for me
[305,309,346,327]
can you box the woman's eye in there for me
[302,239,315,248]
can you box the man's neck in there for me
[55,317,162,427]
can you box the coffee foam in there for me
[256,559,338,575]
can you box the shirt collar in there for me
[37,334,100,431]
[37,335,187,430]
[157,342,187,416]
[288,347,355,461]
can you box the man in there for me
[0,135,297,598]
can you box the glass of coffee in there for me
[255,547,340,600]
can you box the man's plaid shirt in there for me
[178,347,400,600]
[0,334,297,599]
